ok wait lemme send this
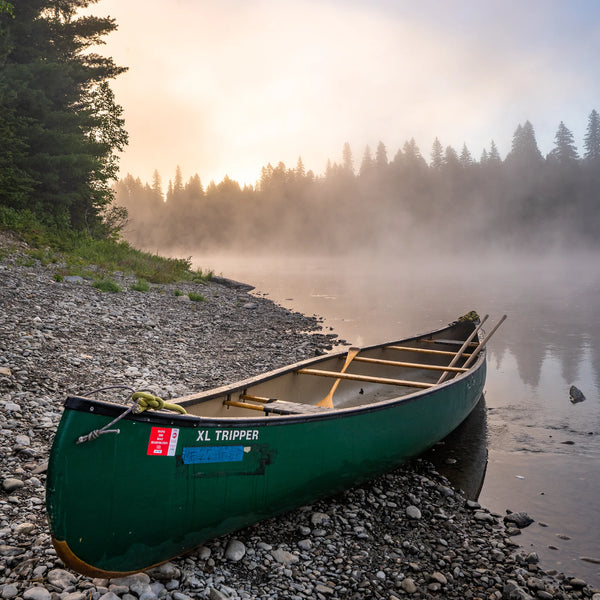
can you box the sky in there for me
[88,0,600,187]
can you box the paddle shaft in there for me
[437,315,489,384]
[462,314,507,369]
[316,346,360,408]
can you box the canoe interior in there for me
[174,319,480,418]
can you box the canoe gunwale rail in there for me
[62,320,490,426]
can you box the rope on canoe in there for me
[131,391,187,415]
[76,388,186,445]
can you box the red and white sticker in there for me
[147,427,179,456]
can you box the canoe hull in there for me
[46,321,486,576]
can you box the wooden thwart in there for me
[353,356,467,373]
[386,345,472,358]
[297,368,434,389]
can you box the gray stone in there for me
[401,578,417,593]
[271,547,299,564]
[406,505,421,519]
[1,584,18,600]
[208,589,228,600]
[2,478,24,492]
[0,544,26,557]
[14,521,35,535]
[297,539,312,551]
[225,539,246,561]
[22,588,51,600]
[504,512,534,528]
[98,594,121,600]
[145,562,180,581]
[47,568,77,589]
[310,511,330,526]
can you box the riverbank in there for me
[1,235,598,600]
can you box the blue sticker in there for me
[182,446,245,464]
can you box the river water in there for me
[195,251,600,585]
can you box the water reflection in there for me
[423,394,488,501]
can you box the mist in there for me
[114,123,600,261]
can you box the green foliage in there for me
[188,292,206,302]
[174,289,183,297]
[0,0,128,233]
[1,207,213,283]
[130,278,150,292]
[93,279,121,293]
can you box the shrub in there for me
[188,292,206,302]
[93,279,121,293]
[130,278,150,292]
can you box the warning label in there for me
[147,427,179,456]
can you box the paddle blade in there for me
[316,347,360,408]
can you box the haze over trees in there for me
[116,114,600,255]
[0,0,127,234]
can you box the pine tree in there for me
[0,0,127,231]
[151,169,163,201]
[506,121,543,166]
[459,143,473,167]
[342,142,354,175]
[375,141,388,169]
[359,145,374,176]
[430,138,443,169]
[549,121,579,163]
[173,165,184,197]
[488,140,501,163]
[295,156,306,179]
[583,109,600,160]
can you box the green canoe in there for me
[46,316,496,577]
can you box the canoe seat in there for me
[261,400,332,415]
[223,396,331,415]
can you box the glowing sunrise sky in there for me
[90,0,600,187]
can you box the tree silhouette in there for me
[583,109,600,161]
[549,121,579,163]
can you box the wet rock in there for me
[504,512,534,528]
[569,385,586,403]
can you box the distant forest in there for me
[115,113,600,255]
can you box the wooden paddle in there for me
[461,314,507,369]
[436,315,489,384]
[316,346,360,408]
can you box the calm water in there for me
[196,251,600,585]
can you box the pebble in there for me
[0,233,597,600]
[224,539,246,561]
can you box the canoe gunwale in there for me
[63,320,486,428]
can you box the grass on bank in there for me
[0,206,212,285]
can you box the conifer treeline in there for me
[115,113,600,255]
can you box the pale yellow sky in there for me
[91,0,600,187]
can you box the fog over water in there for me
[192,250,600,585]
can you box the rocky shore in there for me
[1,233,599,600]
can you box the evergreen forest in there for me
[116,116,600,256]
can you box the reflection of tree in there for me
[484,273,600,397]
